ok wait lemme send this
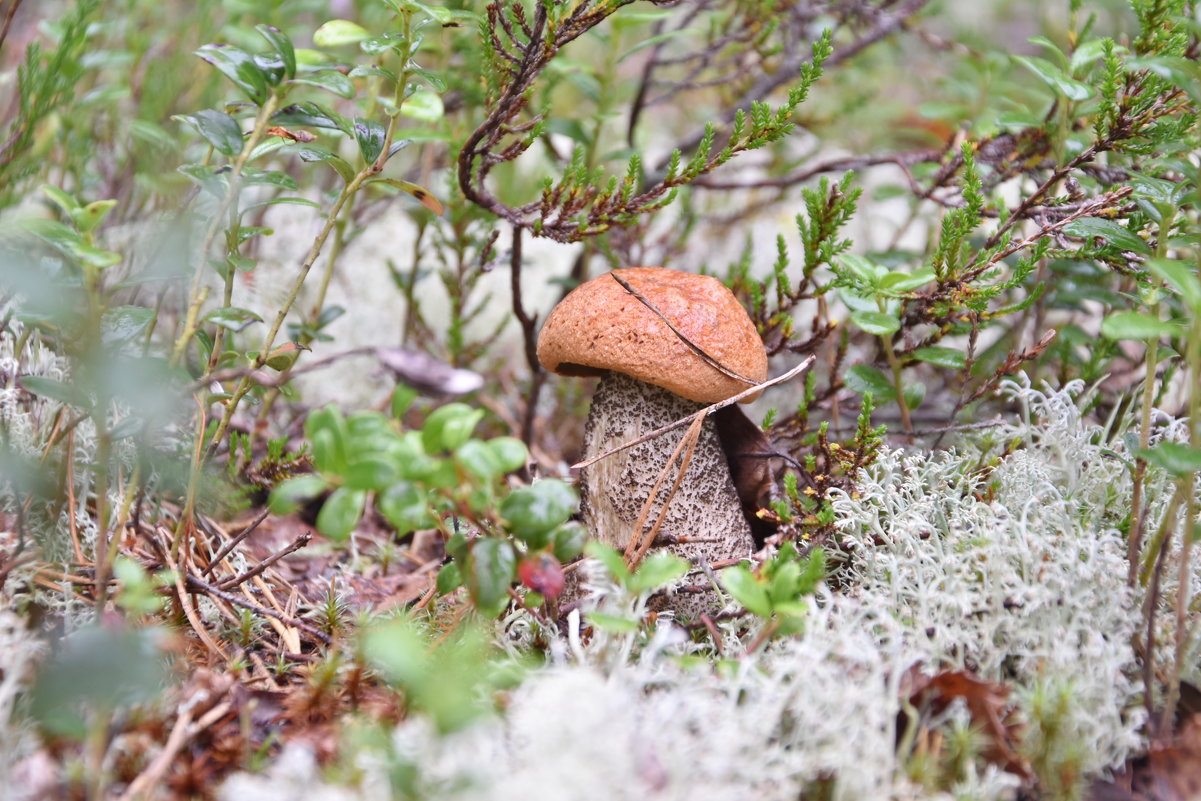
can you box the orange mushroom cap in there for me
[536,267,768,404]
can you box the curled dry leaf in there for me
[900,665,1029,779]
[266,125,317,143]
[1088,684,1201,801]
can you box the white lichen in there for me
[219,378,1194,800]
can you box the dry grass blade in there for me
[573,356,815,470]
[625,412,706,571]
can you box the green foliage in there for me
[722,543,825,635]
[270,402,576,615]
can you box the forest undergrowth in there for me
[1,1,1200,799]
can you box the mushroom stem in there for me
[579,371,754,617]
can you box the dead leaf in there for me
[376,347,484,396]
[1089,691,1201,801]
[266,126,317,143]
[900,665,1029,779]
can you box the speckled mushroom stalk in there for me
[536,267,768,620]
[580,371,753,617]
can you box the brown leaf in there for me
[900,666,1029,779]
[266,125,317,143]
[1089,704,1201,801]
[376,347,484,396]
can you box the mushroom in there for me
[536,266,767,618]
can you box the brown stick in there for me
[216,532,311,590]
[185,572,331,645]
[0,0,25,55]
[202,508,270,578]
[573,356,815,470]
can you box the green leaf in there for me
[204,306,263,332]
[844,365,896,401]
[551,521,588,563]
[256,24,296,80]
[306,406,348,474]
[400,88,444,122]
[313,19,371,47]
[30,627,169,739]
[367,178,445,214]
[273,102,351,134]
[1137,443,1201,477]
[73,199,118,235]
[436,562,462,594]
[487,437,528,474]
[292,144,356,183]
[421,403,484,453]
[584,541,629,583]
[1145,258,1201,314]
[172,109,242,156]
[353,117,387,164]
[378,481,435,532]
[850,310,901,336]
[348,64,397,82]
[902,382,925,411]
[837,253,884,286]
[390,384,417,419]
[242,167,298,189]
[912,346,967,369]
[409,67,447,92]
[344,456,400,490]
[268,474,329,514]
[464,537,516,615]
[260,342,305,371]
[627,553,689,594]
[721,564,772,617]
[101,306,155,346]
[586,611,640,634]
[316,487,365,540]
[1013,54,1093,100]
[196,43,269,104]
[1100,311,1180,341]
[879,267,936,294]
[41,185,80,214]
[1063,218,1150,254]
[19,376,91,409]
[454,439,501,482]
[288,69,355,99]
[499,480,578,543]
[70,242,122,269]
[1069,37,1114,73]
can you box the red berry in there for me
[517,553,565,599]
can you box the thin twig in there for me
[202,508,270,578]
[610,271,759,386]
[189,346,375,391]
[164,547,229,660]
[185,572,331,645]
[511,224,546,451]
[573,356,815,470]
[217,532,311,591]
[0,0,24,55]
